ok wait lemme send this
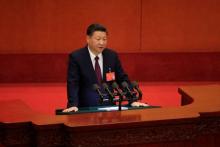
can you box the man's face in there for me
[87,31,107,55]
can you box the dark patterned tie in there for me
[95,56,102,84]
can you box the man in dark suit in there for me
[63,24,147,112]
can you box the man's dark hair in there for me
[86,23,108,36]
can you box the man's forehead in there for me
[92,31,107,37]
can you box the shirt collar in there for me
[87,46,102,60]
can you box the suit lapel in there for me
[102,50,109,82]
[83,48,98,83]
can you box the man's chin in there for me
[97,48,104,53]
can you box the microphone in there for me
[102,83,114,102]
[121,81,133,96]
[131,81,142,99]
[93,84,104,103]
[112,82,124,97]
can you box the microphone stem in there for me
[118,95,122,111]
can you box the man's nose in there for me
[99,40,104,45]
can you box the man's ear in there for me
[86,36,90,44]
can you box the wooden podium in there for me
[1,85,220,146]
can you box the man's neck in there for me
[88,46,99,56]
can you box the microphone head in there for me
[121,81,129,88]
[112,82,119,89]
[102,83,108,89]
[131,81,138,87]
[92,84,100,90]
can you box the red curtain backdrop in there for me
[0,0,220,53]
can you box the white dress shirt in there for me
[88,47,103,78]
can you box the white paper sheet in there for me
[98,106,128,111]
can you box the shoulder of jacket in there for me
[69,47,87,57]
[103,48,117,55]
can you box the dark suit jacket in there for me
[67,47,130,108]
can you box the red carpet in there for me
[0,82,219,115]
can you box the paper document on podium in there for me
[98,106,128,111]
